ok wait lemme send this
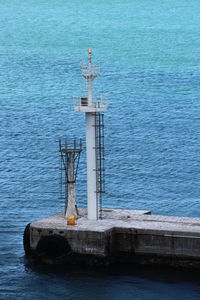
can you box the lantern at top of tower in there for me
[73,49,108,113]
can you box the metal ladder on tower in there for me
[95,112,105,219]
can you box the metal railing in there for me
[73,95,108,110]
[81,62,100,78]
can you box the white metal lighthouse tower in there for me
[74,49,108,220]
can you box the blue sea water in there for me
[1,0,200,299]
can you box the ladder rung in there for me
[93,147,105,150]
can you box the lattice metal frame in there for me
[59,138,82,216]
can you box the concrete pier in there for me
[25,208,200,268]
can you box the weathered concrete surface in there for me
[29,208,200,267]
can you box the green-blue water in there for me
[1,1,200,299]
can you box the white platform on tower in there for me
[73,97,108,112]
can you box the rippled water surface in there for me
[1,0,200,299]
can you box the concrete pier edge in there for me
[24,208,200,268]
